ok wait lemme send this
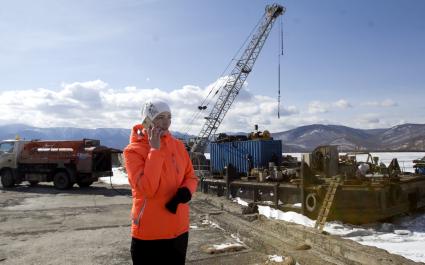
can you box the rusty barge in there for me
[195,140,425,225]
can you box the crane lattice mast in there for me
[191,4,285,153]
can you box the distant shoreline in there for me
[284,150,425,153]
[339,150,425,153]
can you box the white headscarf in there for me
[141,100,171,122]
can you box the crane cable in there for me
[278,16,284,119]
[182,13,266,137]
[181,61,232,137]
[183,13,266,136]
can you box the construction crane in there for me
[190,4,285,154]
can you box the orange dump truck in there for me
[0,139,120,189]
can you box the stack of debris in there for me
[413,156,425,175]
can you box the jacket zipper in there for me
[172,153,180,175]
[133,198,147,226]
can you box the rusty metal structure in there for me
[199,142,425,224]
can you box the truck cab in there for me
[0,140,27,187]
[0,140,27,168]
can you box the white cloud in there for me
[307,99,352,114]
[351,113,395,129]
[363,99,398,107]
[2,80,413,133]
[0,79,300,133]
[357,115,380,125]
[333,99,352,109]
[308,101,329,114]
[381,99,398,107]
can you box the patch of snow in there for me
[355,240,425,262]
[343,230,374,237]
[310,129,323,135]
[233,197,249,206]
[257,205,315,227]
[268,254,283,262]
[394,230,412,236]
[99,167,129,185]
[230,233,244,244]
[202,219,225,231]
[258,201,275,205]
[212,242,244,250]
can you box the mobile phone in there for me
[142,116,154,129]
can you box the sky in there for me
[0,0,424,134]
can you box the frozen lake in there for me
[204,152,425,173]
[283,152,425,173]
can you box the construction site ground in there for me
[0,182,421,265]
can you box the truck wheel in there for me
[53,171,71,190]
[77,181,93,188]
[0,169,15,188]
[29,181,39,187]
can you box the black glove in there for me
[165,187,192,214]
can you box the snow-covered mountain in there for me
[0,124,191,150]
[1,123,424,151]
[378,124,425,151]
[272,124,425,152]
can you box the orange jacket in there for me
[124,124,198,240]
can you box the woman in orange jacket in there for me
[124,100,198,265]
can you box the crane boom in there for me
[191,4,285,153]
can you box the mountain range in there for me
[1,123,424,152]
[272,124,425,152]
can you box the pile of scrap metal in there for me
[200,142,425,224]
[214,125,272,144]
[308,146,402,180]
[414,156,425,175]
[215,133,248,143]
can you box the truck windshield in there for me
[0,142,15,153]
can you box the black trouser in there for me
[131,232,189,265]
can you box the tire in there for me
[28,180,39,187]
[53,171,71,190]
[77,180,93,188]
[0,169,15,188]
[305,192,318,213]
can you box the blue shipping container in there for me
[210,140,282,174]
